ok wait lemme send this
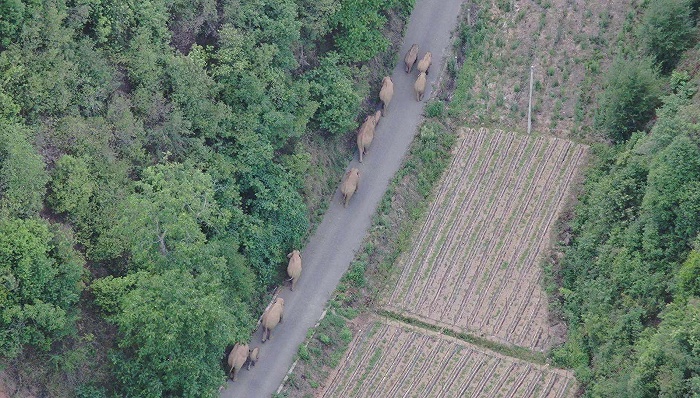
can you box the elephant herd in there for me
[227,251,301,381]
[227,44,432,382]
[340,43,432,208]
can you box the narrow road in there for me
[221,1,465,396]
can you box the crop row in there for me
[319,317,577,398]
[383,128,587,350]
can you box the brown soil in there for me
[383,128,588,351]
[456,0,635,140]
[318,315,576,397]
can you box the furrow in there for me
[355,328,418,397]
[404,129,507,312]
[483,138,572,342]
[424,133,528,316]
[485,361,517,398]
[332,324,397,398]
[446,134,546,327]
[414,131,519,315]
[504,363,533,398]
[419,342,459,398]
[440,133,543,325]
[465,136,563,330]
[427,346,472,398]
[395,128,493,309]
[455,135,553,328]
[502,142,587,347]
[379,333,432,398]
[387,129,481,305]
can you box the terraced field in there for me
[319,317,576,398]
[382,128,588,351]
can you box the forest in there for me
[0,0,412,396]
[2,0,700,396]
[550,0,700,396]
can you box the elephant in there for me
[414,72,427,101]
[417,52,432,75]
[286,250,302,291]
[340,168,360,208]
[261,297,284,343]
[228,343,249,381]
[357,111,381,163]
[379,76,394,116]
[405,44,419,73]
[247,346,259,370]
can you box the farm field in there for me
[319,316,576,398]
[383,127,587,351]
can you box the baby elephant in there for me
[379,76,394,116]
[340,168,360,208]
[261,297,284,343]
[287,250,302,291]
[404,44,419,73]
[357,111,381,163]
[414,72,427,101]
[417,52,432,75]
[228,343,249,381]
[247,346,259,370]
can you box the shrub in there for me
[307,53,362,136]
[0,218,84,359]
[425,100,445,118]
[638,0,696,73]
[594,56,663,142]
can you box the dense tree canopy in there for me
[554,82,700,394]
[0,0,411,395]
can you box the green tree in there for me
[629,299,700,397]
[0,217,84,359]
[307,52,361,136]
[114,161,230,272]
[677,246,700,298]
[0,120,48,218]
[331,0,393,62]
[595,56,663,142]
[638,0,696,73]
[48,154,96,218]
[106,269,248,397]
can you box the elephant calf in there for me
[357,111,381,163]
[417,52,432,75]
[228,343,249,381]
[247,346,259,370]
[414,72,427,102]
[340,168,360,208]
[379,76,394,116]
[261,297,284,343]
[287,250,302,291]
[404,44,419,73]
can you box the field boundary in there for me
[377,309,549,365]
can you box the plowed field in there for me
[383,128,587,351]
[319,316,576,398]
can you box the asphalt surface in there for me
[221,1,465,396]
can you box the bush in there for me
[594,56,663,142]
[331,0,391,62]
[425,100,445,118]
[0,120,48,218]
[0,218,84,359]
[638,0,696,73]
[307,53,362,136]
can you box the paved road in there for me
[221,1,465,396]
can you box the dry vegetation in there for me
[454,0,635,139]
[383,128,587,352]
[319,316,576,398]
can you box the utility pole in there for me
[527,65,534,134]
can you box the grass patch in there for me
[379,310,549,365]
